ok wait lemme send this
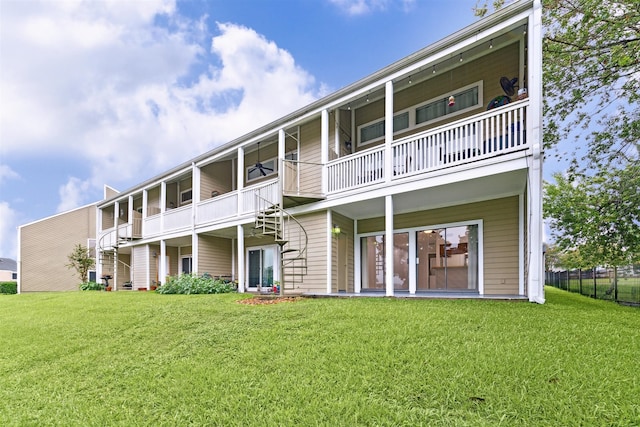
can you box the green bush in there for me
[79,281,103,291]
[156,274,237,295]
[0,282,17,294]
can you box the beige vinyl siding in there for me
[147,186,161,216]
[20,205,96,292]
[291,211,328,294]
[200,161,233,201]
[198,235,233,277]
[357,196,520,295]
[166,182,178,208]
[166,246,179,281]
[355,42,520,149]
[101,205,114,230]
[298,118,323,195]
[331,212,355,292]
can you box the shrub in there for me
[156,274,237,295]
[79,281,103,291]
[0,282,17,294]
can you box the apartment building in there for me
[22,0,545,302]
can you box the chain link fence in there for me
[546,266,640,306]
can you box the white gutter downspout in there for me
[527,0,545,304]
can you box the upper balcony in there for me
[327,99,529,193]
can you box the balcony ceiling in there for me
[333,168,527,220]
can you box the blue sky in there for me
[0,0,521,259]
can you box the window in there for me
[246,151,297,182]
[180,189,193,205]
[359,112,410,146]
[356,81,483,146]
[247,158,276,182]
[415,83,481,125]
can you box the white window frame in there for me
[414,80,483,126]
[356,80,483,147]
[179,188,193,206]
[245,150,298,183]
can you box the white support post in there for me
[192,232,199,275]
[160,239,167,285]
[354,219,361,293]
[237,147,244,215]
[385,195,394,297]
[141,189,148,236]
[237,225,245,293]
[193,163,201,222]
[327,210,333,294]
[145,244,151,290]
[334,109,340,156]
[128,195,133,225]
[385,81,394,183]
[527,0,545,304]
[321,109,329,195]
[160,181,166,232]
[278,128,286,197]
[113,201,119,229]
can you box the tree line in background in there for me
[476,0,640,280]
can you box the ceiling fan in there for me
[248,142,273,176]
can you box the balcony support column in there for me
[237,147,244,214]
[192,163,200,224]
[385,80,394,183]
[159,239,166,285]
[278,128,285,199]
[527,0,545,304]
[142,189,148,235]
[321,109,329,195]
[128,195,133,226]
[160,181,166,233]
[113,201,119,229]
[385,195,394,297]
[237,225,245,293]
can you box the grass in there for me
[1,288,638,426]
[549,278,640,303]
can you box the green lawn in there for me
[1,288,638,426]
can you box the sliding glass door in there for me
[247,246,277,290]
[360,233,409,291]
[416,225,478,291]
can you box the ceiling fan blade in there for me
[260,169,267,176]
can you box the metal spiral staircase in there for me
[96,221,137,290]
[254,195,308,295]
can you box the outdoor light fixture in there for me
[332,224,341,237]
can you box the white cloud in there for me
[328,0,415,15]
[0,202,18,259]
[57,177,92,213]
[0,1,324,214]
[0,165,20,185]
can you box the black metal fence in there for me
[546,266,640,305]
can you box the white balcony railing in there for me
[241,179,280,215]
[327,100,529,193]
[164,205,192,232]
[197,192,238,224]
[98,218,142,250]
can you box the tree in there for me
[543,0,640,175]
[66,243,95,284]
[476,0,640,174]
[543,164,640,271]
